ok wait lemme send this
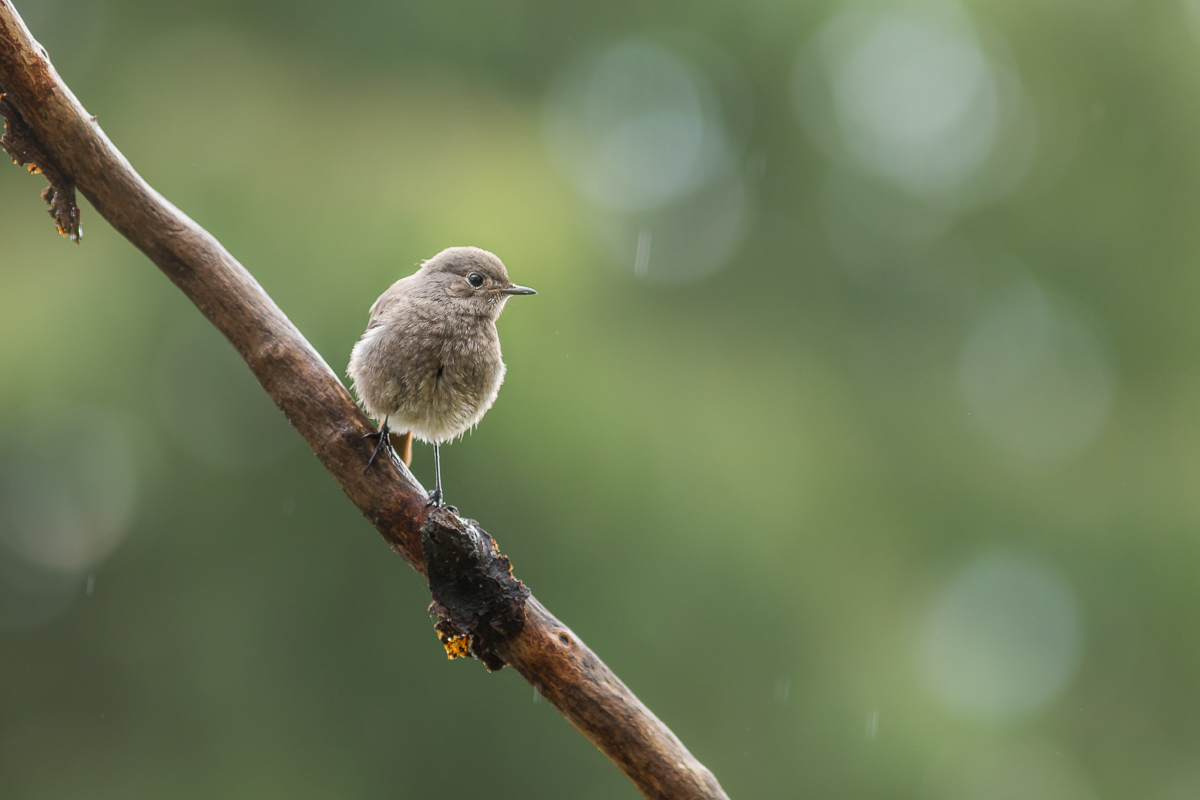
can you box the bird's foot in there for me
[425,487,444,508]
[362,427,395,472]
[426,496,458,514]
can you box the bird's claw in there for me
[362,427,395,472]
[425,488,444,508]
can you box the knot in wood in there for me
[422,506,529,672]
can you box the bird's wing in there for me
[366,280,405,330]
[366,295,386,329]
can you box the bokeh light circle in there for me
[794,0,1034,207]
[544,37,730,212]
[959,280,1115,467]
[919,551,1082,721]
[544,34,752,283]
[0,408,137,573]
[830,5,997,194]
[0,407,139,628]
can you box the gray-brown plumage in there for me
[347,246,535,505]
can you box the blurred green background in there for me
[4,0,1200,797]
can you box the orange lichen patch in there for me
[433,615,474,660]
[441,633,471,660]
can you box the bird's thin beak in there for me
[501,284,537,296]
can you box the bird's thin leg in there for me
[428,443,444,506]
[363,416,395,471]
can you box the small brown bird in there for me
[347,246,536,506]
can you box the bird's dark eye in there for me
[467,273,484,287]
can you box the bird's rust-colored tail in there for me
[390,431,413,466]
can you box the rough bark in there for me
[0,3,729,798]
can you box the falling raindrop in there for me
[544,34,753,283]
[0,407,138,628]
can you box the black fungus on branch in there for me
[422,507,530,672]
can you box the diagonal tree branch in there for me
[0,3,729,799]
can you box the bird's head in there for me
[415,246,536,319]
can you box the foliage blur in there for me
[4,0,1200,797]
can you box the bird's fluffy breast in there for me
[348,302,506,444]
